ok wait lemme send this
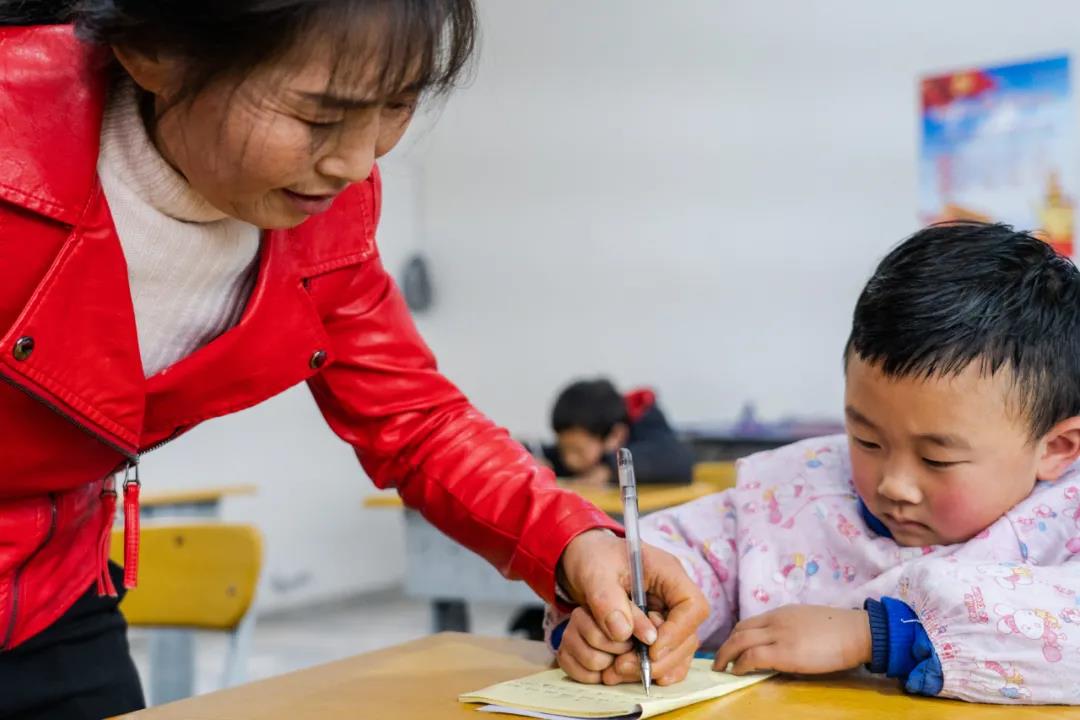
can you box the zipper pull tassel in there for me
[122,461,141,590]
[97,476,118,597]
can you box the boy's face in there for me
[557,427,625,475]
[556,429,608,475]
[844,356,1041,547]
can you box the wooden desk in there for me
[363,483,717,633]
[116,633,1075,719]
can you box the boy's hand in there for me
[714,605,871,675]
[557,607,635,683]
[559,609,697,686]
[558,530,708,681]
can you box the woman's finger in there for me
[630,604,658,646]
[652,631,700,685]
[643,548,709,660]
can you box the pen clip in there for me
[617,448,636,495]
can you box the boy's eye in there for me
[853,437,880,450]
[922,458,958,469]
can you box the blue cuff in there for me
[550,619,569,651]
[905,625,945,696]
[863,598,890,674]
[880,596,920,679]
[872,596,944,697]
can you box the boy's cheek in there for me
[848,453,878,502]
[927,482,1000,543]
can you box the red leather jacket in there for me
[0,26,617,649]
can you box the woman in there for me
[0,1,707,716]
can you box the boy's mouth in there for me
[883,513,931,532]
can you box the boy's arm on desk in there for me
[892,556,1080,705]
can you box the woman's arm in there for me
[306,252,620,603]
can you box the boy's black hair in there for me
[845,221,1080,438]
[552,379,627,438]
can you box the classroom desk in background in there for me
[115,632,1076,720]
[363,481,719,632]
[139,483,258,520]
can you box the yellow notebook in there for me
[459,659,772,719]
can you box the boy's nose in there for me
[877,472,923,506]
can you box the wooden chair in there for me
[111,522,263,704]
[692,461,738,490]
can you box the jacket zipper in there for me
[0,373,183,643]
[2,494,57,650]
[0,373,136,462]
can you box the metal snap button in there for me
[13,336,34,361]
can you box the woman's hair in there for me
[0,0,477,103]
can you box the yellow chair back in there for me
[110,522,262,630]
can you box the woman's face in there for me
[127,45,419,229]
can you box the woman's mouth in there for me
[281,189,338,215]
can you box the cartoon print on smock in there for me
[995,604,1067,662]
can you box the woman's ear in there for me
[1035,416,1080,482]
[111,44,179,96]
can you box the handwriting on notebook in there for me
[460,659,773,719]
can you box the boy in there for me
[542,379,694,486]
[551,223,1080,704]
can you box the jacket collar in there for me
[0,25,110,225]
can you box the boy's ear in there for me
[1036,416,1080,482]
[604,423,630,452]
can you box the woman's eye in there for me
[384,99,418,115]
[303,118,343,130]
[854,437,881,450]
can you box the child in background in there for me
[550,222,1080,704]
[542,379,695,486]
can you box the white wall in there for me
[412,0,1080,437]
[147,1,1080,610]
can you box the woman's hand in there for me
[714,605,872,675]
[558,530,708,683]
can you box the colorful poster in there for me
[919,55,1075,257]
